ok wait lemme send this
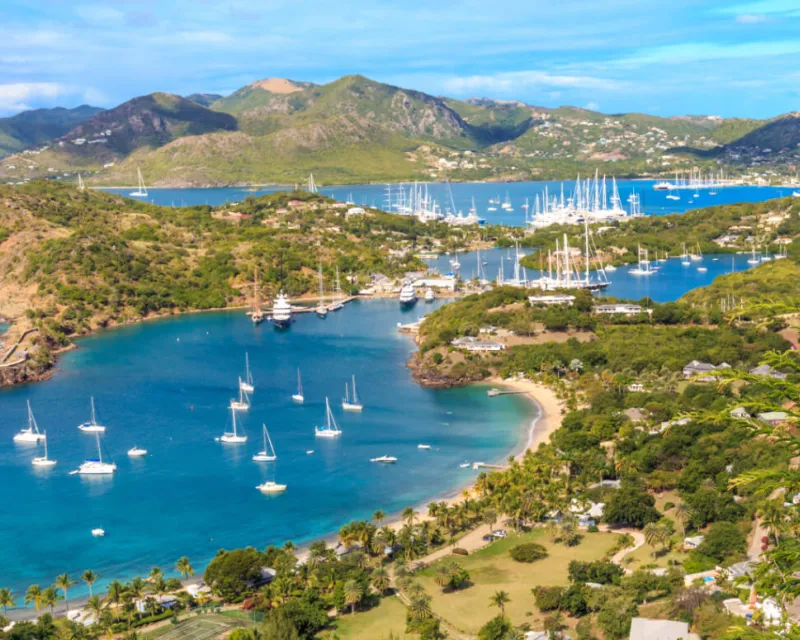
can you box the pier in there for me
[487,388,528,397]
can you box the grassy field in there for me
[414,528,616,635]
[321,595,414,640]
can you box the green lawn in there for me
[139,614,246,640]
[321,595,415,640]
[414,529,616,635]
[625,542,685,570]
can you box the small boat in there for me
[315,398,342,438]
[240,353,255,393]
[256,481,287,494]
[690,242,703,262]
[71,432,117,475]
[127,446,147,457]
[747,246,760,265]
[370,455,398,464]
[417,444,432,450]
[91,528,105,537]
[487,388,502,397]
[230,381,250,411]
[328,267,344,311]
[271,292,293,328]
[128,167,148,198]
[14,401,47,443]
[220,405,247,444]
[424,287,435,302]
[32,431,56,467]
[306,450,314,455]
[697,267,708,273]
[78,397,106,433]
[459,462,471,469]
[342,375,363,412]
[603,264,617,272]
[292,368,304,403]
[252,425,277,462]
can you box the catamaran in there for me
[230,381,250,411]
[220,405,247,443]
[271,292,292,328]
[292,368,304,403]
[240,353,255,393]
[14,401,47,443]
[71,432,117,475]
[129,167,148,198]
[32,432,57,467]
[315,263,328,318]
[315,398,342,438]
[252,424,277,462]
[342,375,363,412]
[78,397,106,433]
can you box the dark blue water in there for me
[103,182,794,227]
[0,301,533,598]
[428,248,756,303]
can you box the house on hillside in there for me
[528,294,576,306]
[594,303,647,316]
[683,360,730,381]
[624,408,646,424]
[749,364,788,380]
[450,337,506,352]
[730,406,750,419]
[757,411,789,426]
[683,535,705,550]
[629,618,700,640]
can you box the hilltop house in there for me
[528,294,576,306]
[758,411,789,426]
[683,360,730,381]
[451,336,506,352]
[629,618,700,640]
[730,406,750,419]
[594,303,648,316]
[749,364,788,380]
[683,535,705,550]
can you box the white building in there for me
[528,294,576,306]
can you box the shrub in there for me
[587,524,600,533]
[696,522,747,563]
[509,543,548,563]
[478,615,512,640]
[452,548,469,556]
[568,560,624,585]
[533,586,564,612]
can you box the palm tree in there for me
[175,556,194,581]
[373,509,386,526]
[85,595,104,623]
[490,590,510,615]
[81,570,98,598]
[42,585,63,615]
[0,588,15,617]
[25,585,43,611]
[482,507,498,534]
[128,577,145,601]
[148,567,163,582]
[371,567,389,595]
[55,574,77,615]
[283,541,297,553]
[408,594,432,621]
[435,564,451,590]
[402,507,417,527]
[105,580,124,611]
[544,611,567,639]
[343,579,363,614]
[674,503,692,536]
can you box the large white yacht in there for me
[399,283,417,308]
[271,292,292,328]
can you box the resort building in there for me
[629,618,700,640]
[450,336,506,352]
[594,303,647,316]
[412,276,457,291]
[528,294,576,306]
[682,360,730,381]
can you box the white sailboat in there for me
[250,268,265,325]
[14,401,47,443]
[315,398,342,438]
[230,380,250,411]
[77,174,85,191]
[342,375,363,412]
[747,246,760,265]
[690,243,703,262]
[680,242,691,266]
[252,424,277,462]
[78,397,106,433]
[292,368,304,403]
[128,167,148,198]
[240,353,255,393]
[71,432,117,475]
[315,263,328,318]
[220,405,247,443]
[329,267,344,311]
[256,481,287,493]
[32,432,57,467]
[628,245,655,276]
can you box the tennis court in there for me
[146,615,243,640]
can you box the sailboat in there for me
[70,432,116,475]
[680,242,691,266]
[230,381,250,411]
[689,243,703,262]
[628,245,655,276]
[315,263,328,318]
[252,424,277,462]
[250,268,265,324]
[240,353,255,393]
[14,401,47,443]
[342,375,363,412]
[128,168,148,198]
[256,480,287,493]
[78,397,106,433]
[292,369,304,403]
[77,174,85,191]
[315,398,342,438]
[32,432,57,467]
[501,192,513,211]
[329,267,344,311]
[220,405,247,443]
[747,246,760,265]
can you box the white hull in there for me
[32,457,57,467]
[418,444,431,450]
[292,394,304,403]
[220,433,247,444]
[252,452,277,462]
[14,432,45,443]
[127,447,147,457]
[72,462,117,475]
[315,429,341,438]
[697,267,708,272]
[230,401,249,411]
[240,382,254,393]
[256,482,287,493]
[342,402,363,412]
[78,424,106,433]
[91,528,105,537]
[370,456,397,463]
[315,306,328,318]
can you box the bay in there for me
[103,180,794,227]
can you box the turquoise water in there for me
[103,181,794,227]
[430,248,756,303]
[0,301,533,598]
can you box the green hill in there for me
[0,105,103,158]
[184,93,225,107]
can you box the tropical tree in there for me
[0,588,15,617]
[25,584,43,611]
[371,567,390,595]
[105,580,124,610]
[408,594,433,621]
[85,595,104,622]
[402,507,417,527]
[42,585,63,615]
[482,507,498,534]
[435,564,451,590]
[373,510,386,526]
[175,556,194,581]
[81,570,98,598]
[343,579,363,614]
[148,567,163,582]
[490,590,511,615]
[55,574,77,614]
[674,503,692,536]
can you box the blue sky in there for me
[1,0,799,118]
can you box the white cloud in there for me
[0,82,66,113]
[442,70,620,95]
[736,13,768,23]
